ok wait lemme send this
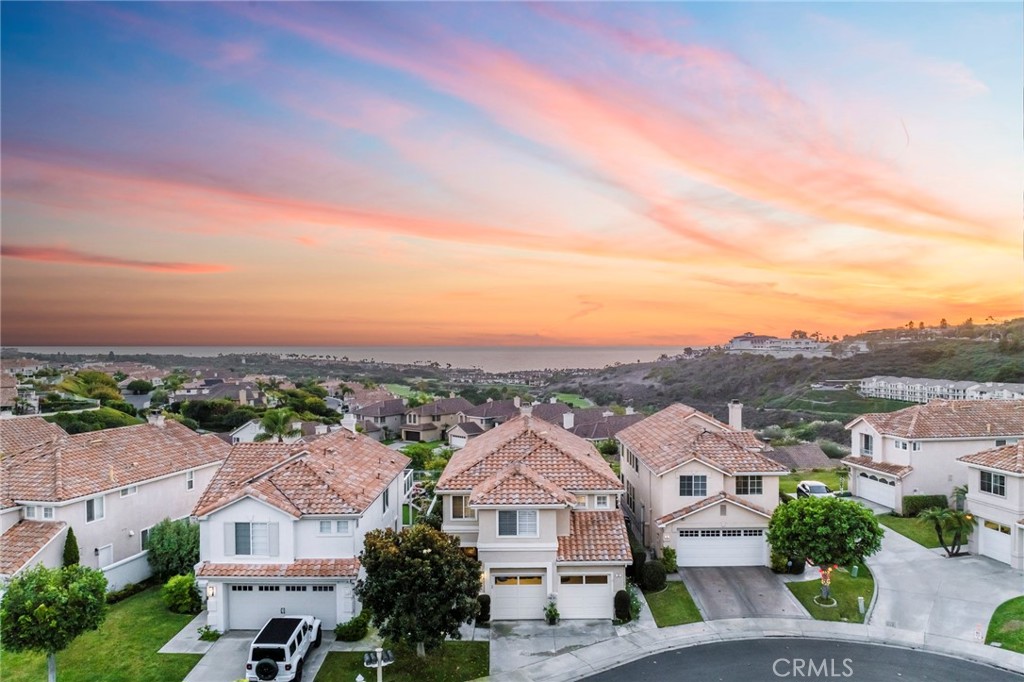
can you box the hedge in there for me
[902,494,949,517]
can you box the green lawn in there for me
[986,596,1024,653]
[778,470,846,495]
[643,582,703,627]
[1,587,201,682]
[314,642,488,682]
[787,563,873,623]
[877,514,942,549]
[554,393,594,408]
[766,389,912,421]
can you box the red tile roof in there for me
[196,558,360,578]
[470,462,578,506]
[556,510,630,563]
[1,417,66,457]
[849,400,1024,439]
[194,429,410,517]
[841,455,913,478]
[958,441,1024,474]
[655,491,771,526]
[0,520,66,576]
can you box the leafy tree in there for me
[401,442,442,470]
[0,564,107,682]
[181,399,236,429]
[62,527,80,566]
[919,507,977,557]
[146,518,200,581]
[254,408,302,442]
[126,379,154,394]
[223,407,260,428]
[356,524,481,657]
[87,385,122,403]
[767,497,883,598]
[790,330,808,339]
[939,318,949,329]
[596,439,619,456]
[150,388,169,406]
[45,407,143,433]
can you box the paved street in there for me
[680,567,810,620]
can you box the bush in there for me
[106,400,138,417]
[817,439,850,459]
[476,594,491,624]
[614,589,631,622]
[147,518,200,581]
[106,580,153,604]
[902,494,949,517]
[162,574,201,614]
[641,561,667,592]
[334,609,371,642]
[63,527,80,566]
[661,547,677,573]
[627,582,643,621]
[597,439,619,456]
[770,550,790,573]
[197,625,222,641]
[629,544,646,580]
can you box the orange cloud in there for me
[0,245,231,274]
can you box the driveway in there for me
[679,567,809,620]
[867,527,1024,642]
[183,630,335,682]
[490,620,617,674]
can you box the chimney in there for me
[513,396,521,408]
[147,412,165,428]
[549,397,557,404]
[486,397,493,403]
[449,391,456,398]
[563,412,575,430]
[625,407,635,415]
[728,400,743,431]
[519,403,533,417]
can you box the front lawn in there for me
[554,393,593,408]
[877,514,942,549]
[314,642,488,682]
[779,470,846,495]
[1,586,201,682]
[986,596,1024,653]
[787,563,873,623]
[643,582,703,627]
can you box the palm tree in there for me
[918,507,953,556]
[950,484,968,511]
[944,511,977,556]
[254,409,301,443]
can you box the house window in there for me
[382,487,390,513]
[895,440,908,451]
[312,585,334,592]
[452,496,475,519]
[285,586,307,592]
[186,470,195,491]
[235,522,270,555]
[911,442,921,451]
[679,475,707,497]
[24,506,36,519]
[42,507,54,520]
[595,495,610,509]
[120,486,138,497]
[318,520,352,535]
[576,495,587,508]
[86,496,105,523]
[861,433,873,456]
[626,481,635,513]
[141,527,151,550]
[319,520,333,534]
[497,510,538,537]
[736,476,763,495]
[980,471,1006,497]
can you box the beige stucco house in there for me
[402,396,473,442]
[958,442,1024,569]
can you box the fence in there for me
[102,551,152,592]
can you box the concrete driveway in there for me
[183,630,335,682]
[490,620,617,674]
[867,527,1024,642]
[679,567,809,620]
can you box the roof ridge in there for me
[906,405,922,438]
[237,445,310,488]
[53,445,64,500]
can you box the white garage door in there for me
[450,435,467,449]
[558,574,612,619]
[490,574,546,620]
[228,584,340,630]
[979,520,1012,564]
[676,529,767,567]
[857,474,896,508]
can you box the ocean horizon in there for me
[10,345,699,374]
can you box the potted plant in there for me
[543,595,559,625]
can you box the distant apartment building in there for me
[859,376,1024,403]
[726,333,832,358]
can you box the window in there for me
[86,496,105,522]
[980,471,1006,497]
[861,433,874,456]
[141,527,151,550]
[257,585,280,592]
[319,520,333,534]
[497,510,538,537]
[231,585,253,592]
[312,585,334,592]
[24,506,36,519]
[735,476,763,495]
[679,475,707,497]
[285,586,307,592]
[186,470,195,491]
[911,441,922,451]
[595,495,610,509]
[42,507,54,519]
[120,486,137,497]
[451,496,475,519]
[235,522,269,555]
[576,495,587,508]
[318,520,353,535]
[895,440,908,451]
[626,481,635,513]
[382,487,390,513]
[625,448,639,472]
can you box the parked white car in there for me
[245,615,322,682]
[796,480,834,498]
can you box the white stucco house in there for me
[1,415,228,588]
[436,413,630,621]
[615,403,787,567]
[843,400,1024,514]
[958,442,1024,569]
[192,429,411,632]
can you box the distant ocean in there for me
[13,346,693,374]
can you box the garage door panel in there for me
[677,529,767,567]
[979,520,1012,564]
[857,475,896,508]
[558,574,612,619]
[491,574,546,620]
[228,584,340,630]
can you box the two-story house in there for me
[958,442,1024,569]
[192,429,411,631]
[616,403,787,567]
[353,398,406,440]
[1,415,228,587]
[402,396,473,442]
[843,400,1024,513]
[436,414,629,621]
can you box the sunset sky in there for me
[2,2,1020,347]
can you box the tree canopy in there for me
[254,408,302,442]
[146,518,200,581]
[355,524,481,657]
[767,497,884,568]
[126,379,154,394]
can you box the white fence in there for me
[102,551,152,592]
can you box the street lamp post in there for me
[362,646,394,682]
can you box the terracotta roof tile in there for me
[194,429,410,517]
[556,510,630,563]
[0,520,66,576]
[768,444,839,470]
[850,400,1024,439]
[196,558,360,578]
[655,491,771,527]
[470,462,578,506]
[1,417,66,457]
[958,441,1024,474]
[841,455,913,478]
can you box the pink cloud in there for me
[1,244,231,274]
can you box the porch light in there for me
[206,584,216,599]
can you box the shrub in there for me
[62,527,80,566]
[661,547,677,573]
[641,561,667,592]
[770,550,790,573]
[627,582,643,621]
[147,518,200,581]
[106,580,153,604]
[629,544,647,580]
[614,590,631,622]
[197,625,222,641]
[597,439,619,456]
[817,439,850,459]
[162,574,201,614]
[902,494,949,517]
[476,594,491,624]
[334,610,371,642]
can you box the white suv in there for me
[245,616,322,682]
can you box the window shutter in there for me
[224,523,235,555]
[269,522,280,556]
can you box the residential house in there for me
[402,396,473,442]
[843,400,1024,513]
[561,410,645,442]
[447,422,485,449]
[958,442,1024,569]
[327,381,396,413]
[174,380,266,407]
[615,403,787,567]
[436,414,630,620]
[1,358,47,377]
[192,429,411,631]
[228,419,334,445]
[0,375,19,417]
[0,416,228,587]
[353,399,407,440]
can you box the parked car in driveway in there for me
[796,480,833,498]
[245,616,321,682]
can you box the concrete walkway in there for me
[159,612,215,655]
[680,566,809,620]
